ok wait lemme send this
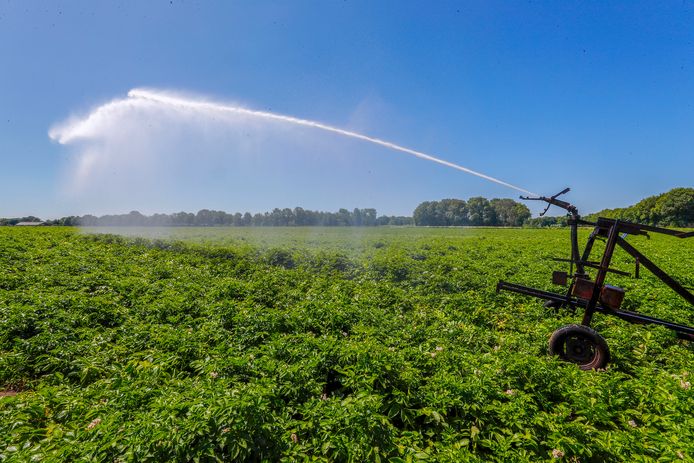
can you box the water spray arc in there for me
[49,89,537,196]
[142,90,536,195]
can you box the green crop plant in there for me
[0,226,692,462]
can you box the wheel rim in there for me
[562,334,596,365]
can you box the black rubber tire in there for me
[548,324,610,370]
[544,300,562,310]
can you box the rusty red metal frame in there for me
[497,189,694,340]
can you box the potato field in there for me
[1,226,693,462]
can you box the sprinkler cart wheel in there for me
[548,324,610,370]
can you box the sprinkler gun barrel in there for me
[520,188,578,216]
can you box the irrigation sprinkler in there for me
[496,188,694,370]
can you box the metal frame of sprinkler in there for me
[497,188,694,370]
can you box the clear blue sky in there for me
[1,1,693,218]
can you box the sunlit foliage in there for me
[1,227,693,462]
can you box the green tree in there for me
[585,187,694,227]
[490,198,531,226]
[466,197,495,225]
[655,188,694,226]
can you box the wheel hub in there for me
[565,335,595,363]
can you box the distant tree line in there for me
[35,208,414,227]
[4,188,690,228]
[583,187,694,227]
[0,199,529,228]
[0,216,43,226]
[523,216,568,228]
[413,197,531,226]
